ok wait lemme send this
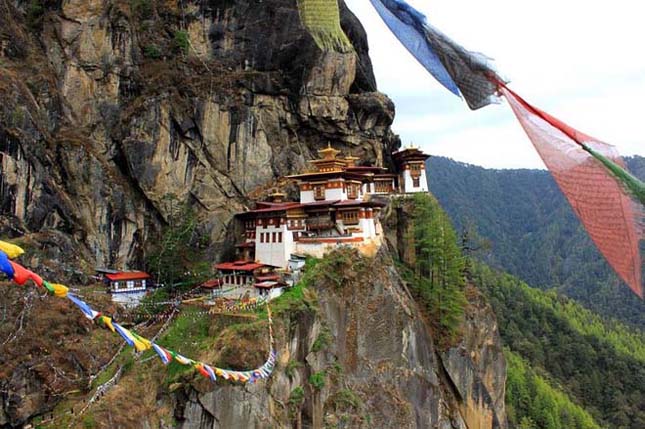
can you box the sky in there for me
[345,0,645,169]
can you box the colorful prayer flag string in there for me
[0,242,278,383]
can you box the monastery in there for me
[224,144,430,272]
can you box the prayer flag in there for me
[97,315,116,333]
[68,294,100,320]
[152,344,173,365]
[43,281,69,297]
[0,251,14,279]
[297,0,353,52]
[113,323,136,347]
[130,332,152,352]
[9,261,43,286]
[173,353,193,366]
[0,240,24,259]
[369,0,501,109]
[501,85,644,298]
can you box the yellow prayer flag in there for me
[0,241,25,259]
[50,283,69,297]
[100,316,116,332]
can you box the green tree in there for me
[411,194,466,338]
[146,194,209,289]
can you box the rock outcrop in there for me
[0,2,508,428]
[170,248,507,429]
[0,0,398,271]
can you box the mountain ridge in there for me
[427,155,645,328]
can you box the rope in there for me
[0,241,277,385]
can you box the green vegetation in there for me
[143,44,162,59]
[330,388,361,409]
[26,0,45,29]
[427,155,645,327]
[506,349,599,429]
[311,328,332,353]
[131,0,153,20]
[82,414,97,429]
[288,386,305,407]
[300,248,368,290]
[157,309,211,380]
[173,30,190,55]
[288,386,305,422]
[146,194,210,289]
[308,371,326,390]
[402,193,466,344]
[474,263,645,429]
[285,360,303,378]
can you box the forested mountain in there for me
[473,264,645,429]
[427,156,645,328]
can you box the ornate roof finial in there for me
[318,142,341,160]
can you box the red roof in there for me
[105,271,151,281]
[333,200,385,208]
[241,202,302,214]
[215,261,265,271]
[254,281,278,288]
[201,279,223,289]
[256,274,280,281]
[302,200,340,208]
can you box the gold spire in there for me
[317,142,341,160]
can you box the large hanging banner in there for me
[297,0,353,52]
[501,86,644,298]
[369,0,501,110]
[367,0,645,298]
[0,241,277,383]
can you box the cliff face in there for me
[0,0,397,270]
[1,2,508,428]
[171,249,507,429]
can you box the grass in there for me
[90,348,130,389]
[156,308,211,380]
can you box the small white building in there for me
[393,146,430,193]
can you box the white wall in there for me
[300,190,314,203]
[402,170,428,193]
[325,187,348,201]
[255,223,293,268]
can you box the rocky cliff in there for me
[62,247,506,429]
[0,0,397,270]
[0,1,507,428]
[173,249,507,429]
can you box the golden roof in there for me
[317,143,341,160]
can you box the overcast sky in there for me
[345,0,645,169]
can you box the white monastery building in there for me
[230,144,430,269]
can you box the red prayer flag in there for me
[501,86,644,298]
[9,261,44,287]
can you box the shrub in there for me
[143,44,161,59]
[288,386,305,407]
[285,360,303,378]
[331,388,362,409]
[311,328,332,353]
[131,0,153,20]
[173,30,190,55]
[308,371,326,390]
[26,0,45,29]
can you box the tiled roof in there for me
[105,271,151,281]
[214,261,265,271]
